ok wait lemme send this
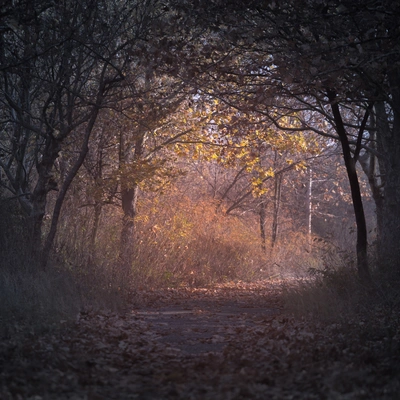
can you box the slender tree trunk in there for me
[90,202,102,253]
[29,137,60,263]
[41,107,99,268]
[307,167,313,251]
[358,108,384,246]
[118,133,145,275]
[259,194,267,253]
[271,173,282,251]
[377,68,400,271]
[372,102,388,243]
[119,185,139,273]
[328,90,370,282]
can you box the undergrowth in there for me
[0,201,80,338]
[63,192,327,288]
[0,268,81,338]
[283,260,400,354]
[1,187,355,336]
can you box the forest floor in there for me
[1,280,399,399]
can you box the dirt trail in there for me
[135,289,281,356]
[1,282,399,399]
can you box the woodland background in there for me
[1,0,400,351]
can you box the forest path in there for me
[1,281,399,399]
[134,284,281,356]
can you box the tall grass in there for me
[283,266,365,321]
[1,183,357,335]
[283,254,400,346]
[55,187,338,290]
[80,194,270,288]
[0,268,81,338]
[0,200,81,338]
[129,196,264,286]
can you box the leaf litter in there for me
[1,280,399,399]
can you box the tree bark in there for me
[271,173,282,252]
[29,136,60,263]
[358,106,384,245]
[328,90,370,282]
[41,106,100,268]
[259,194,267,253]
[307,167,313,251]
[120,185,139,273]
[118,133,145,274]
[377,67,400,271]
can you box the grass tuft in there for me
[0,267,81,338]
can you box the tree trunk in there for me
[90,202,102,254]
[328,90,370,282]
[358,106,384,246]
[29,137,60,263]
[41,107,99,268]
[377,68,400,271]
[118,133,145,275]
[259,194,267,253]
[307,167,313,251]
[119,185,139,274]
[271,173,282,251]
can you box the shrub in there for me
[128,195,267,287]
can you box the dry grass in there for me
[55,188,342,291]
[0,201,81,337]
[106,195,269,287]
[0,268,81,338]
[282,266,364,321]
[282,260,400,347]
[0,184,366,337]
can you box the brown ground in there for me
[1,281,399,399]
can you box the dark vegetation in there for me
[1,0,400,398]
